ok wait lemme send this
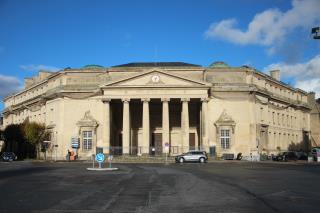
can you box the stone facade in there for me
[308,92,320,147]
[2,62,312,160]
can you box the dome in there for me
[209,61,230,68]
[82,64,104,69]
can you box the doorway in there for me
[189,133,196,150]
[151,133,162,155]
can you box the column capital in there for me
[102,98,111,103]
[201,97,209,102]
[141,98,150,102]
[181,98,190,102]
[121,98,130,103]
[161,98,170,102]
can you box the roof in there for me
[209,61,230,68]
[112,62,201,68]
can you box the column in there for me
[181,98,190,153]
[201,98,209,151]
[122,98,130,154]
[102,98,111,154]
[142,98,150,155]
[162,98,170,153]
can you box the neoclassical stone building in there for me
[2,62,311,160]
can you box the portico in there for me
[100,70,210,155]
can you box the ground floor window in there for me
[83,131,92,150]
[220,129,230,149]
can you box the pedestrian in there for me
[66,149,71,161]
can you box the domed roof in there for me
[82,64,104,69]
[209,61,230,68]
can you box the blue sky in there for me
[0,0,320,111]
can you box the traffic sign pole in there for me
[165,142,169,165]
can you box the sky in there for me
[0,0,320,111]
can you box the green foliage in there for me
[3,124,25,158]
[3,122,50,159]
[24,122,49,145]
[23,122,50,159]
[0,129,4,140]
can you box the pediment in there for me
[100,70,209,88]
[77,111,98,127]
[215,110,235,125]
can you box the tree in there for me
[0,129,4,152]
[3,124,25,159]
[24,122,50,159]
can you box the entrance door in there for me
[189,133,196,151]
[151,133,162,155]
[110,134,122,155]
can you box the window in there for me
[83,131,92,150]
[272,112,275,124]
[220,129,230,149]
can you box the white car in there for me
[175,151,208,163]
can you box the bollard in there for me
[92,154,95,168]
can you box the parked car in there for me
[1,152,17,162]
[175,151,208,163]
[296,151,308,160]
[273,151,298,162]
[311,147,320,161]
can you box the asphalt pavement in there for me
[0,161,319,213]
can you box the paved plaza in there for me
[0,161,320,213]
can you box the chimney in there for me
[308,92,316,104]
[38,71,52,81]
[270,70,280,81]
[24,78,33,88]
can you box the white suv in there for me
[175,151,208,163]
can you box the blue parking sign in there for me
[95,153,105,163]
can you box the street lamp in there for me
[311,27,320,39]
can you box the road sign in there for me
[71,137,79,148]
[95,153,105,163]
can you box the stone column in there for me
[122,98,130,154]
[181,98,190,153]
[162,98,170,153]
[142,98,150,155]
[201,98,209,151]
[102,98,111,154]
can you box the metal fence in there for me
[106,146,211,156]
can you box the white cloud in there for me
[263,55,320,98]
[0,75,23,99]
[20,64,60,72]
[205,0,320,48]
[295,79,320,97]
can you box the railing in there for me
[107,146,211,156]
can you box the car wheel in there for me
[199,157,205,163]
[179,157,184,163]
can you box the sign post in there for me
[54,144,58,161]
[86,153,118,171]
[108,155,113,168]
[165,142,169,164]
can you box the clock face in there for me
[151,75,160,83]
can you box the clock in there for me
[151,75,160,83]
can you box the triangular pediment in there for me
[100,70,209,88]
[215,110,235,125]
